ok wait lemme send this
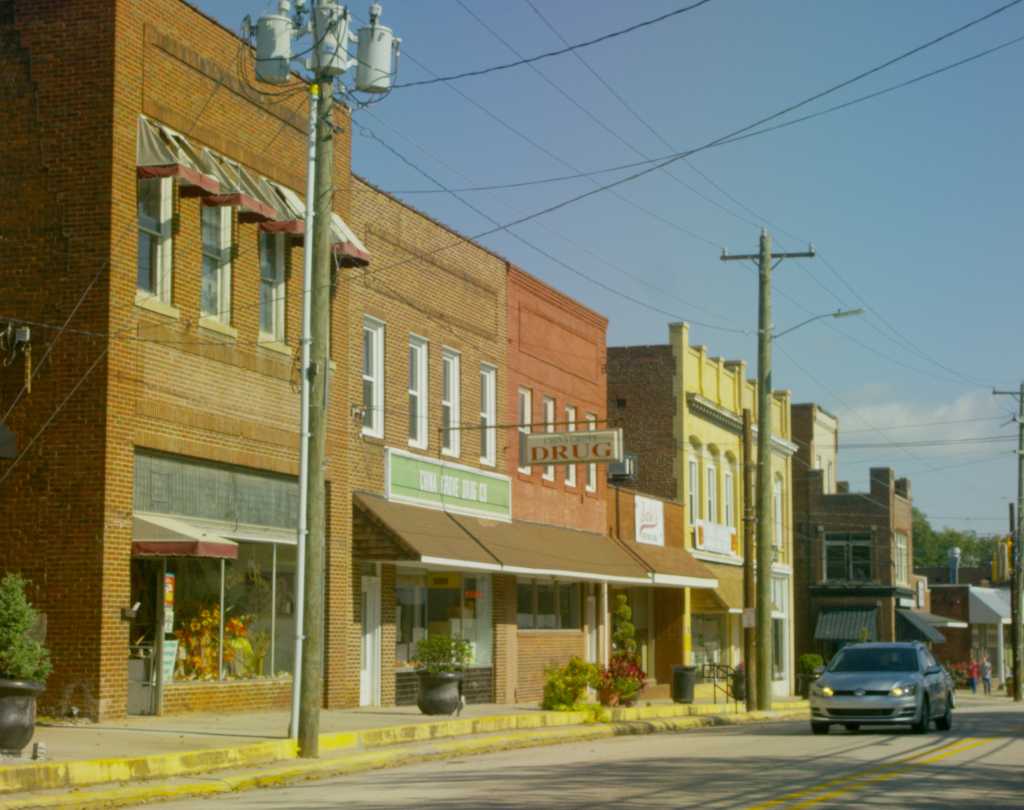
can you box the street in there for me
[150,698,1024,809]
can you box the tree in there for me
[912,508,999,569]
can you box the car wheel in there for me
[911,697,930,734]
[935,696,953,731]
[811,722,830,735]
[843,723,860,732]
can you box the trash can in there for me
[671,665,697,704]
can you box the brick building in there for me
[0,0,367,718]
[608,323,797,697]
[790,404,940,659]
[929,585,1008,684]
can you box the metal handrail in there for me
[701,662,740,710]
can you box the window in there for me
[772,618,786,680]
[565,406,577,488]
[137,177,173,303]
[585,414,597,492]
[724,468,734,528]
[894,532,909,584]
[479,365,496,466]
[825,533,872,581]
[827,461,834,492]
[705,463,717,521]
[773,477,784,548]
[542,397,556,481]
[259,232,285,342]
[516,581,581,630]
[408,337,427,449]
[517,388,532,474]
[395,571,491,668]
[200,205,232,322]
[815,454,822,470]
[441,349,460,456]
[688,457,699,524]
[362,317,384,438]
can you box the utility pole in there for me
[994,382,1023,702]
[253,0,401,755]
[722,229,814,710]
[742,408,756,711]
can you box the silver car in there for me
[809,642,953,735]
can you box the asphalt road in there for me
[151,698,1024,809]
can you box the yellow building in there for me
[608,322,797,696]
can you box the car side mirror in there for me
[925,666,941,676]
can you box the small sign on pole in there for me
[742,608,756,629]
[523,428,623,467]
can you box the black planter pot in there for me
[416,670,463,716]
[0,679,43,756]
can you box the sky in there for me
[197,0,1024,534]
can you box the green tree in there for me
[612,593,637,658]
[0,574,51,683]
[912,508,999,569]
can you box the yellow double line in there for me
[744,736,993,809]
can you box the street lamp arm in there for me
[773,308,864,340]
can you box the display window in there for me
[395,570,492,669]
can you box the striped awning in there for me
[814,608,878,642]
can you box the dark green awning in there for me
[815,608,878,642]
[897,609,945,644]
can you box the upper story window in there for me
[565,405,577,488]
[517,388,532,474]
[724,468,734,528]
[825,533,872,582]
[441,349,460,457]
[542,397,556,482]
[259,232,286,343]
[585,414,597,493]
[705,463,717,522]
[200,205,232,323]
[827,461,834,492]
[408,336,428,449]
[894,532,909,584]
[688,457,699,524]
[362,317,384,438]
[479,364,496,467]
[137,177,173,303]
[773,477,784,548]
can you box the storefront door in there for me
[586,590,598,663]
[360,573,381,707]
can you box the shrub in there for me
[542,656,599,711]
[414,635,472,676]
[0,574,51,684]
[798,653,824,676]
[611,594,637,658]
[597,654,646,705]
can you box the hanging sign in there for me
[524,428,623,466]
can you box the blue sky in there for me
[198,0,1024,534]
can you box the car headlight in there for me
[811,683,834,697]
[890,683,917,697]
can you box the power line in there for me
[841,435,1015,450]
[841,415,1008,434]
[392,0,717,89]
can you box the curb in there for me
[0,708,809,809]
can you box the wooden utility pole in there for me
[994,382,1023,702]
[722,229,814,710]
[742,408,756,711]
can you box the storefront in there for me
[690,562,743,671]
[127,451,298,715]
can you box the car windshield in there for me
[829,648,919,673]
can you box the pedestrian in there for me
[981,656,993,696]
[968,656,979,694]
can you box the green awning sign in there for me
[386,448,511,521]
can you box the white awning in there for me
[132,513,238,560]
[969,587,1011,625]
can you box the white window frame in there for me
[688,457,699,525]
[137,176,173,304]
[724,467,734,528]
[259,232,286,343]
[441,348,460,457]
[894,532,909,585]
[542,397,556,482]
[773,477,784,548]
[517,388,532,474]
[362,317,385,438]
[585,414,597,493]
[407,335,428,450]
[479,364,497,467]
[200,204,232,323]
[564,405,577,488]
[705,462,717,522]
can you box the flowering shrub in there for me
[542,657,599,711]
[947,661,970,688]
[597,654,646,706]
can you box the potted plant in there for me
[414,635,471,716]
[0,574,52,755]
[797,653,824,699]
[597,594,645,706]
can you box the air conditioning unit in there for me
[608,453,637,482]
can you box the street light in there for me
[773,308,864,340]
